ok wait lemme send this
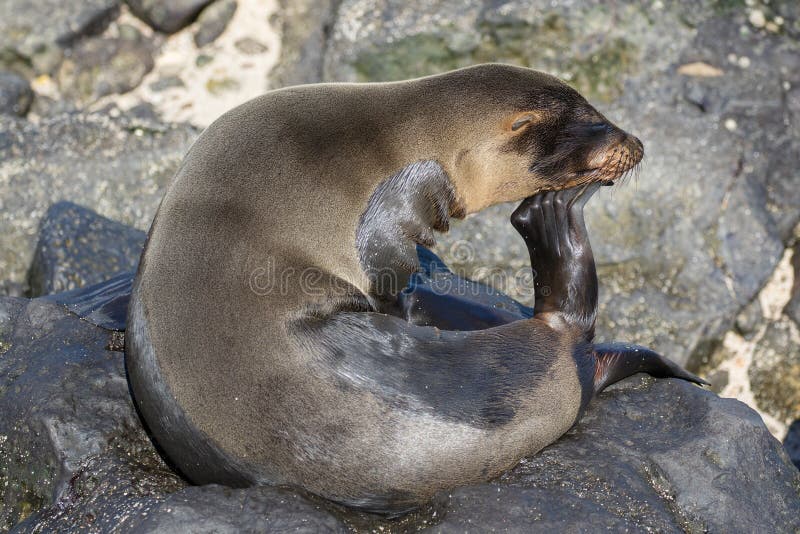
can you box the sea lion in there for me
[125,63,705,513]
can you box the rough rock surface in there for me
[1,295,798,532]
[125,0,216,34]
[27,202,146,297]
[749,318,800,423]
[785,420,800,470]
[437,377,800,532]
[55,24,155,106]
[0,72,33,117]
[194,0,238,48]
[325,0,800,368]
[0,112,197,293]
[0,297,143,531]
[0,0,120,76]
[270,0,341,87]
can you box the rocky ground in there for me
[1,0,800,531]
[1,269,798,531]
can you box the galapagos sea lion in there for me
[125,63,705,513]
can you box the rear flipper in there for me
[592,342,709,394]
[41,269,134,331]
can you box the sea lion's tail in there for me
[592,342,709,394]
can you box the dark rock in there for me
[736,298,764,339]
[436,377,800,532]
[0,112,197,292]
[0,0,120,76]
[2,295,797,532]
[0,297,147,531]
[126,0,215,33]
[706,368,729,394]
[0,295,348,531]
[749,318,800,423]
[0,71,33,117]
[327,2,800,367]
[56,24,155,105]
[270,0,341,87]
[27,202,146,297]
[193,0,237,48]
[126,101,161,121]
[785,420,800,470]
[124,486,346,533]
[19,466,347,532]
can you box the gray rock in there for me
[27,202,146,297]
[785,420,800,470]
[0,0,120,76]
[325,0,693,100]
[126,101,162,122]
[327,1,800,367]
[0,281,25,298]
[270,0,341,87]
[123,486,347,533]
[148,75,185,92]
[0,72,33,117]
[749,317,800,423]
[2,295,797,531]
[706,368,729,394]
[125,0,215,33]
[234,37,268,55]
[26,94,80,118]
[55,24,155,106]
[0,112,197,293]
[736,298,764,340]
[0,297,146,531]
[193,0,237,48]
[436,377,800,532]
[0,296,349,532]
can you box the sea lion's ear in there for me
[506,112,541,133]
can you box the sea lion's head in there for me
[436,64,643,213]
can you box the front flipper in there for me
[356,161,463,314]
[592,342,709,393]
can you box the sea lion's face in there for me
[504,92,644,192]
[452,74,643,213]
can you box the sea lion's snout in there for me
[585,127,644,184]
[518,113,644,195]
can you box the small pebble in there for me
[235,37,268,55]
[749,9,766,28]
[738,56,751,69]
[724,118,738,131]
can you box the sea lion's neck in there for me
[377,88,482,217]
